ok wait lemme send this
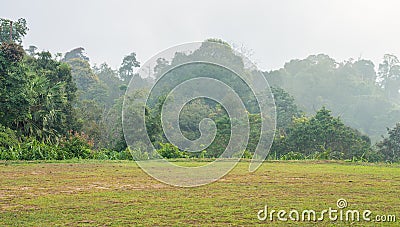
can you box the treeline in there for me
[0,18,136,160]
[265,53,400,141]
[1,18,400,162]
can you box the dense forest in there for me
[1,18,400,162]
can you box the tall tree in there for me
[63,47,89,62]
[119,52,140,82]
[378,54,400,101]
[271,87,301,131]
[0,41,79,141]
[273,107,371,160]
[0,18,28,44]
[25,45,37,56]
[93,63,125,107]
[0,42,31,129]
[376,123,400,162]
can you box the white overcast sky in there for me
[1,0,400,71]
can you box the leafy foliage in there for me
[378,54,400,101]
[376,123,400,162]
[119,52,140,81]
[0,43,78,141]
[0,21,398,163]
[0,124,19,159]
[63,47,89,62]
[271,86,302,130]
[156,143,188,159]
[271,107,371,160]
[0,18,28,44]
[58,131,93,159]
[265,54,400,141]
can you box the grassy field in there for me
[0,160,399,226]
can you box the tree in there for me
[272,107,371,160]
[0,42,31,129]
[93,63,125,107]
[65,58,98,96]
[144,39,277,158]
[376,123,400,162]
[153,58,170,79]
[0,40,79,141]
[271,87,301,131]
[264,54,400,142]
[75,100,104,148]
[24,51,79,140]
[0,18,28,44]
[178,99,214,141]
[378,54,400,101]
[352,59,376,83]
[25,45,37,56]
[103,96,128,151]
[119,52,140,81]
[63,47,89,62]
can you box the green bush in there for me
[105,150,120,160]
[90,148,137,160]
[0,125,20,160]
[362,149,384,163]
[232,150,253,159]
[59,131,93,159]
[157,143,188,159]
[0,147,20,160]
[127,147,149,160]
[280,151,306,160]
[272,108,372,161]
[116,148,134,160]
[242,150,253,159]
[20,138,58,160]
[91,149,110,160]
[310,148,331,160]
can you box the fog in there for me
[2,0,400,70]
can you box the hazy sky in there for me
[2,0,400,71]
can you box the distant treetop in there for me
[0,18,28,44]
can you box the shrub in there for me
[280,151,306,160]
[127,147,149,161]
[59,131,93,159]
[0,125,19,160]
[156,143,188,159]
[242,150,253,159]
[116,148,133,160]
[20,138,58,160]
[91,149,110,160]
[105,150,120,160]
[0,125,18,148]
[363,149,384,162]
[232,150,253,159]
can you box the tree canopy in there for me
[1,18,400,162]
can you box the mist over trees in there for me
[265,54,400,142]
[1,18,400,162]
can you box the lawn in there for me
[0,160,399,226]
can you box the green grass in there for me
[0,160,399,226]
